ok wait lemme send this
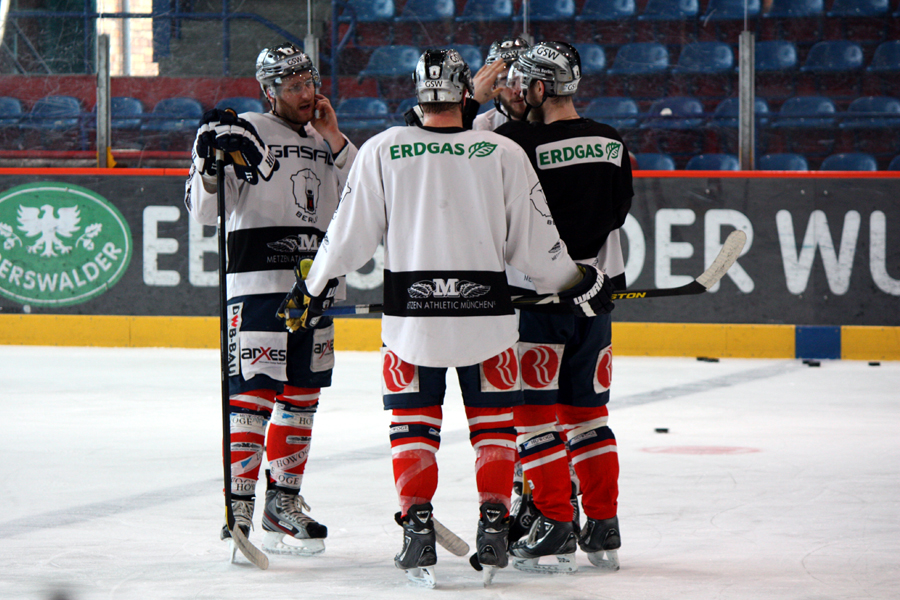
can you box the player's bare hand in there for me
[471,60,506,105]
[311,94,343,145]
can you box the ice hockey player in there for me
[185,42,357,560]
[495,41,634,573]
[471,36,532,131]
[278,48,615,587]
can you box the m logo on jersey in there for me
[594,344,613,394]
[267,234,319,254]
[481,347,521,392]
[291,169,321,216]
[408,278,490,299]
[382,348,419,394]
[468,141,497,158]
[519,342,563,390]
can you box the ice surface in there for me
[1,347,897,599]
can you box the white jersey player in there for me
[185,42,357,560]
[472,37,532,132]
[281,48,615,587]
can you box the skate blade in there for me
[262,531,325,556]
[587,549,619,571]
[512,553,578,574]
[482,565,500,586]
[405,566,436,588]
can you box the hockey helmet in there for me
[485,37,531,67]
[255,43,321,91]
[413,48,473,104]
[508,41,581,97]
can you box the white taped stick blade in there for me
[231,526,269,569]
[434,517,470,557]
[695,230,747,290]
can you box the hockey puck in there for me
[696,356,720,362]
[805,360,821,367]
[655,428,669,433]
[869,361,881,366]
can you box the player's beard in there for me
[274,96,315,129]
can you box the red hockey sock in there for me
[227,389,275,497]
[266,386,319,491]
[390,406,441,516]
[558,404,619,520]
[514,404,573,522]
[466,406,516,511]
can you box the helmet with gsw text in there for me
[255,43,321,90]
[485,37,531,66]
[413,48,473,104]
[513,41,581,97]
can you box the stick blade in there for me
[695,229,747,290]
[232,526,269,569]
[433,517,470,557]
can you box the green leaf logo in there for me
[605,142,622,160]
[0,183,132,307]
[468,141,498,159]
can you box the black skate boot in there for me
[509,511,578,574]
[394,503,438,588]
[261,476,327,556]
[508,492,539,545]
[578,516,621,570]
[220,496,261,565]
[476,502,509,585]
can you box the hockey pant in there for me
[514,404,618,522]
[390,405,517,517]
[228,385,320,497]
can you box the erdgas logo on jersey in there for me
[291,169,321,219]
[535,136,624,170]
[0,183,132,307]
[408,278,491,299]
[468,141,497,158]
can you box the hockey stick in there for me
[216,149,268,570]
[288,230,747,317]
[434,517,470,557]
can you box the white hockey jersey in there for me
[305,125,582,368]
[185,112,357,299]
[472,107,509,132]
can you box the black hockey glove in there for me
[558,264,615,317]
[276,259,338,332]
[191,111,222,177]
[210,109,279,185]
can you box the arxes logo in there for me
[0,183,132,307]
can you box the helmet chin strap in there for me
[521,82,549,121]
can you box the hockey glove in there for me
[211,109,279,185]
[558,264,615,317]
[276,259,338,332]
[191,113,221,177]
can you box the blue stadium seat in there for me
[336,97,391,130]
[338,0,396,22]
[685,153,740,170]
[575,0,637,44]
[395,97,419,122]
[141,97,203,132]
[801,41,865,74]
[864,41,900,97]
[574,43,606,76]
[672,42,735,96]
[516,0,576,21]
[764,0,823,17]
[826,0,890,42]
[709,97,771,128]
[771,96,836,128]
[637,0,700,42]
[634,152,676,170]
[867,41,900,74]
[641,97,705,129]
[760,0,824,42]
[215,97,265,115]
[25,95,83,130]
[839,96,900,129]
[577,0,636,21]
[107,96,145,130]
[758,153,809,170]
[639,0,700,20]
[819,152,878,170]
[607,43,669,76]
[583,97,639,130]
[756,40,799,72]
[455,45,484,72]
[359,45,421,78]
[456,0,514,21]
[827,0,889,17]
[395,0,455,21]
[703,0,761,20]
[0,96,24,126]
[888,155,900,170]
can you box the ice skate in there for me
[508,491,539,546]
[509,512,578,574]
[578,516,621,571]
[394,503,437,588]
[261,486,327,556]
[476,502,509,586]
[220,496,254,564]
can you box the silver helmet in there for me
[413,48,473,104]
[485,36,531,67]
[255,43,321,91]
[511,41,581,97]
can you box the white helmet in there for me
[413,48,473,104]
[510,41,581,97]
[255,43,321,92]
